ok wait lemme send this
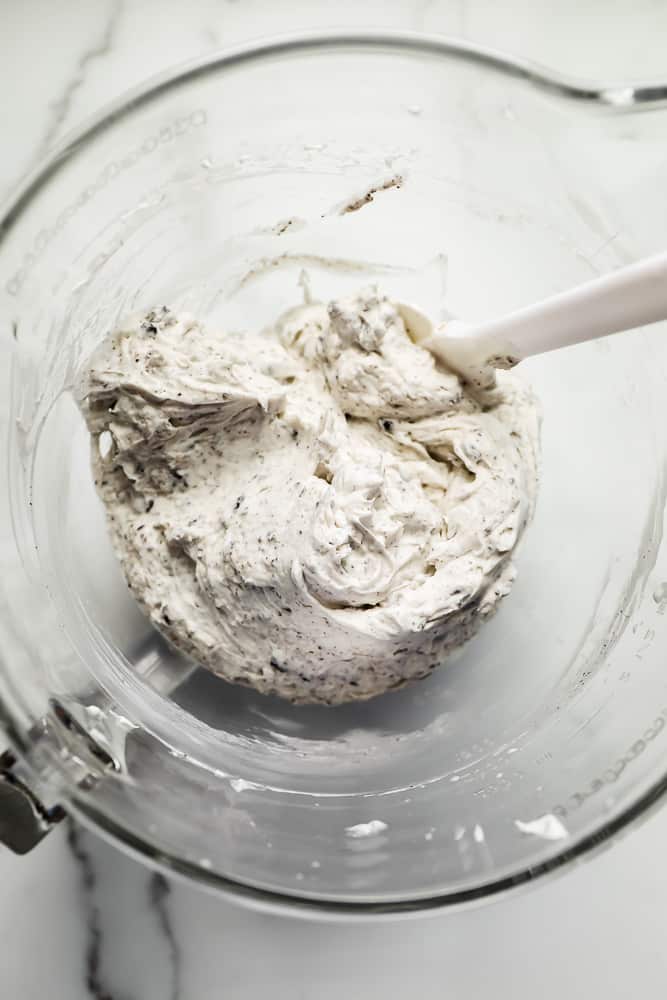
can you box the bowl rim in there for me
[69,768,667,919]
[2,29,667,916]
[1,27,666,241]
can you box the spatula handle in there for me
[469,251,667,359]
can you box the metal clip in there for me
[0,750,66,854]
[0,699,119,855]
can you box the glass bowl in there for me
[2,31,667,917]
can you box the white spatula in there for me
[397,251,667,389]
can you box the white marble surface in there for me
[3,2,667,997]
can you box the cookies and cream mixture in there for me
[79,288,540,704]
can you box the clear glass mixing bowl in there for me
[2,32,667,916]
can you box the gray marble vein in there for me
[66,821,184,1000]
[67,823,127,1000]
[34,0,124,159]
[147,873,181,1000]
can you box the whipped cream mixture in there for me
[79,289,540,704]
